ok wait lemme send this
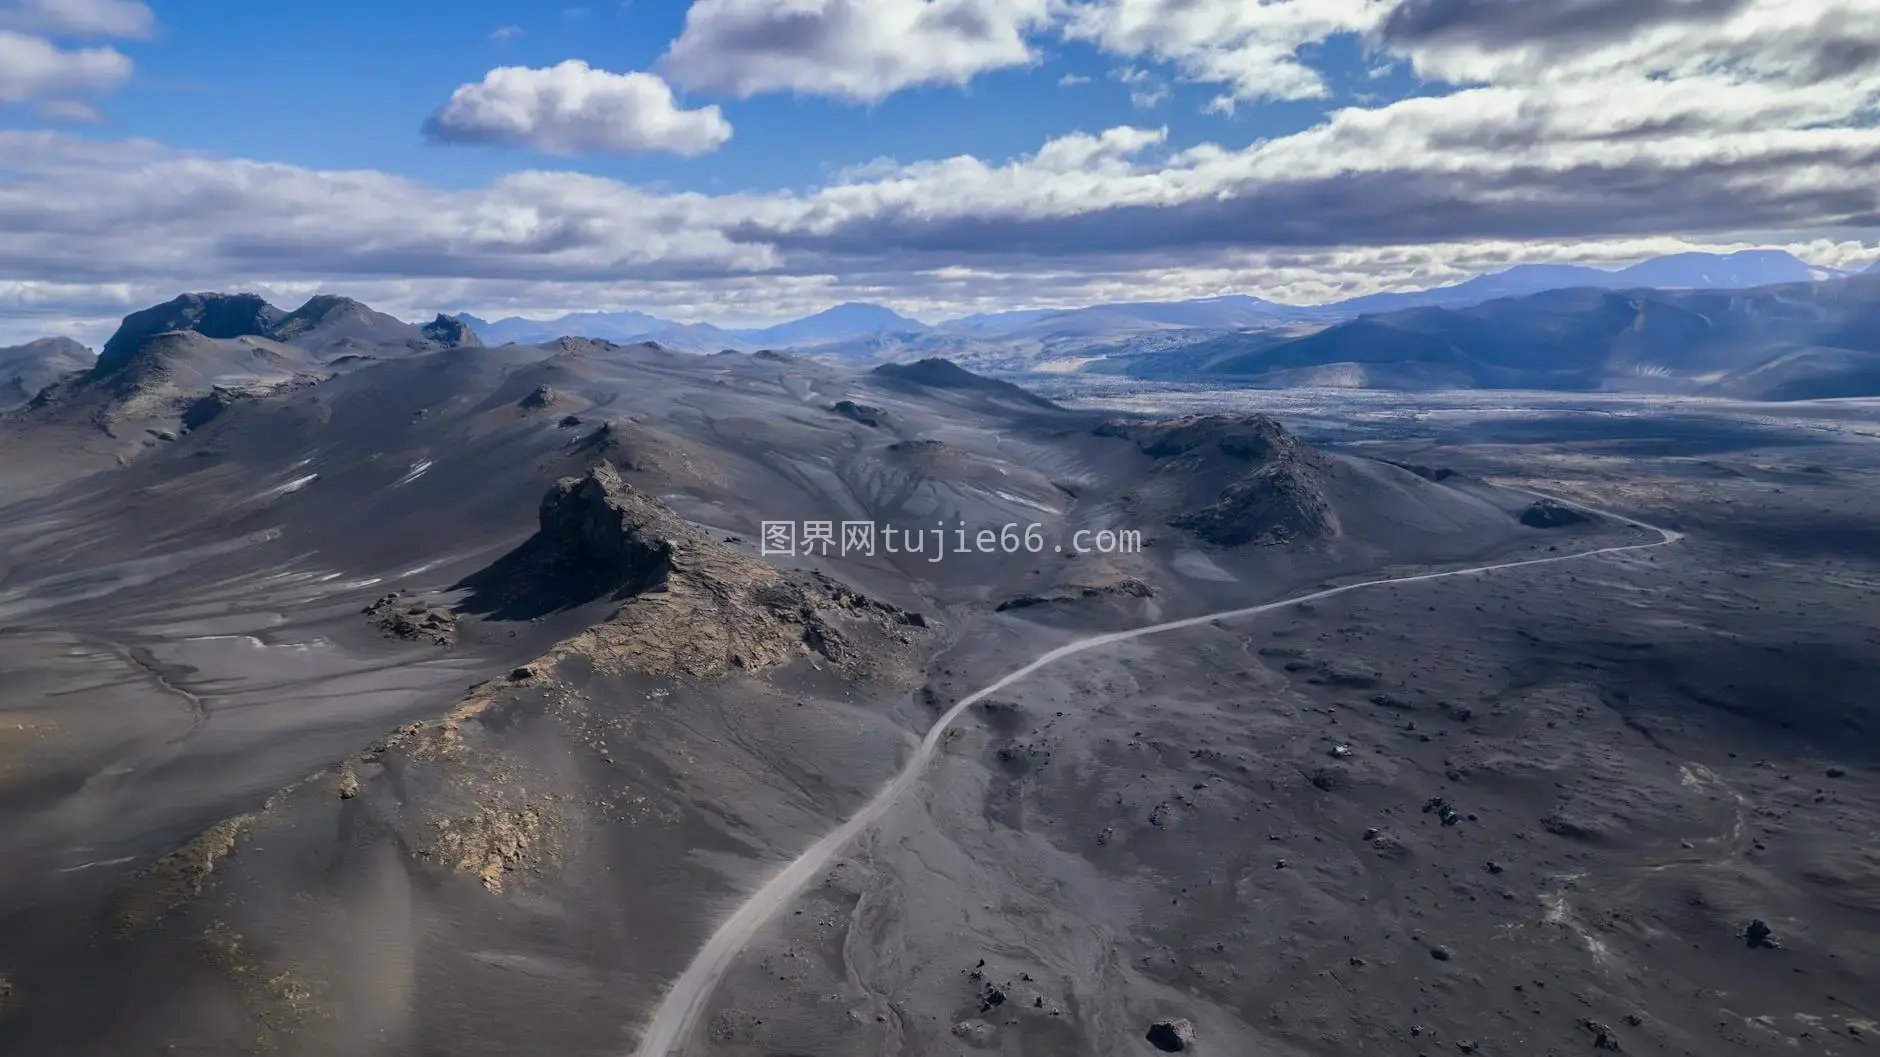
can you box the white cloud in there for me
[0,29,130,102]
[35,96,101,121]
[0,0,153,38]
[1063,0,1387,103]
[660,0,1056,101]
[424,61,732,157]
[1057,72,1091,86]
[1111,65,1168,108]
[491,24,524,41]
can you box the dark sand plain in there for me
[0,330,1874,1057]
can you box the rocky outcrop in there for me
[364,591,458,647]
[1146,1018,1197,1052]
[1172,461,1336,545]
[1097,412,1299,462]
[830,399,884,426]
[996,577,1154,612]
[421,313,483,348]
[464,463,929,678]
[520,384,558,410]
[1101,413,1339,546]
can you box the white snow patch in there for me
[253,473,319,501]
[398,459,434,485]
[991,490,1061,515]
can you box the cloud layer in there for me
[7,0,1880,340]
[660,0,1056,101]
[424,60,732,157]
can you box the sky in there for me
[5,0,1880,344]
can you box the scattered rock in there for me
[1429,945,1453,961]
[979,984,1007,1013]
[364,592,458,647]
[1580,1018,1623,1050]
[336,767,359,800]
[558,414,583,428]
[1826,766,1847,779]
[1146,1018,1198,1052]
[951,1019,995,1046]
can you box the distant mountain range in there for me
[5,250,1878,404]
[455,250,1862,355]
[1190,275,1880,400]
[457,301,930,353]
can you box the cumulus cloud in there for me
[660,0,1055,101]
[424,61,732,157]
[0,29,130,102]
[1380,0,1752,53]
[0,0,153,38]
[1064,0,1387,102]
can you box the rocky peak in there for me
[1096,413,1302,463]
[422,314,482,348]
[536,462,687,596]
[462,463,929,678]
[97,293,284,374]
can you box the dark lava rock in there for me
[830,399,885,427]
[1519,498,1594,529]
[558,414,583,428]
[1146,1018,1198,1052]
[421,313,482,348]
[995,578,1155,612]
[510,666,537,681]
[1580,1018,1623,1050]
[1746,918,1779,949]
[979,985,1007,1012]
[363,592,458,647]
[1429,945,1453,961]
[1826,766,1847,779]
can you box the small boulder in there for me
[1745,918,1779,949]
[1146,1018,1198,1052]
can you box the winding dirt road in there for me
[632,493,1683,1056]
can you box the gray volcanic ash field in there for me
[0,295,1875,1057]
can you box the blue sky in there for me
[83,1,1398,193]
[1,0,1878,342]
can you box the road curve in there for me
[631,493,1682,1056]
